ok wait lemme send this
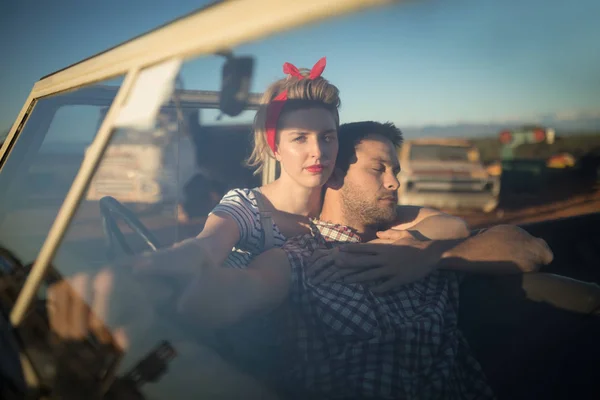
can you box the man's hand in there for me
[306,231,441,293]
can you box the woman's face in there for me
[275,107,338,189]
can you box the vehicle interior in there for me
[1,0,599,399]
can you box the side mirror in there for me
[219,55,254,117]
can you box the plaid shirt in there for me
[278,219,495,400]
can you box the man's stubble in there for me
[339,179,397,230]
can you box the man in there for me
[48,122,596,399]
[173,122,554,399]
[178,122,600,399]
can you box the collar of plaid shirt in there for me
[310,218,363,244]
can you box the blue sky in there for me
[1,0,599,134]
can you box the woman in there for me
[143,57,342,278]
[197,57,340,270]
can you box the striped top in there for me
[210,188,287,268]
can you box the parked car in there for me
[398,138,500,213]
[84,89,260,213]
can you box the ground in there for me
[454,186,600,229]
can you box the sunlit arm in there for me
[392,206,470,240]
[127,212,242,278]
[409,214,470,240]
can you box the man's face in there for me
[339,135,401,228]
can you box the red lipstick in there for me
[305,164,325,173]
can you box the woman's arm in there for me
[129,212,241,282]
[388,206,470,240]
[134,186,257,282]
[194,212,242,266]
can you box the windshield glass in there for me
[51,56,262,398]
[2,0,599,398]
[1,52,264,397]
[0,78,124,265]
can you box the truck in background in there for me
[85,89,261,214]
[86,106,197,213]
[397,138,500,213]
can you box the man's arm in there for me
[381,224,552,274]
[435,225,554,274]
[176,249,292,329]
[328,224,553,292]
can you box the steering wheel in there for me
[99,196,162,261]
[99,196,183,314]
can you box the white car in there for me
[398,138,500,213]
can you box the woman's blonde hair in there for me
[246,68,341,175]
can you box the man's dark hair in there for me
[336,121,403,173]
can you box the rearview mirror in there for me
[219,55,254,117]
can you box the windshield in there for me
[0,71,261,263]
[0,79,124,264]
[1,50,264,397]
[2,0,600,399]
[409,144,477,162]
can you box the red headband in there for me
[265,57,327,153]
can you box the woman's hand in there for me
[306,231,442,292]
[132,212,241,284]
